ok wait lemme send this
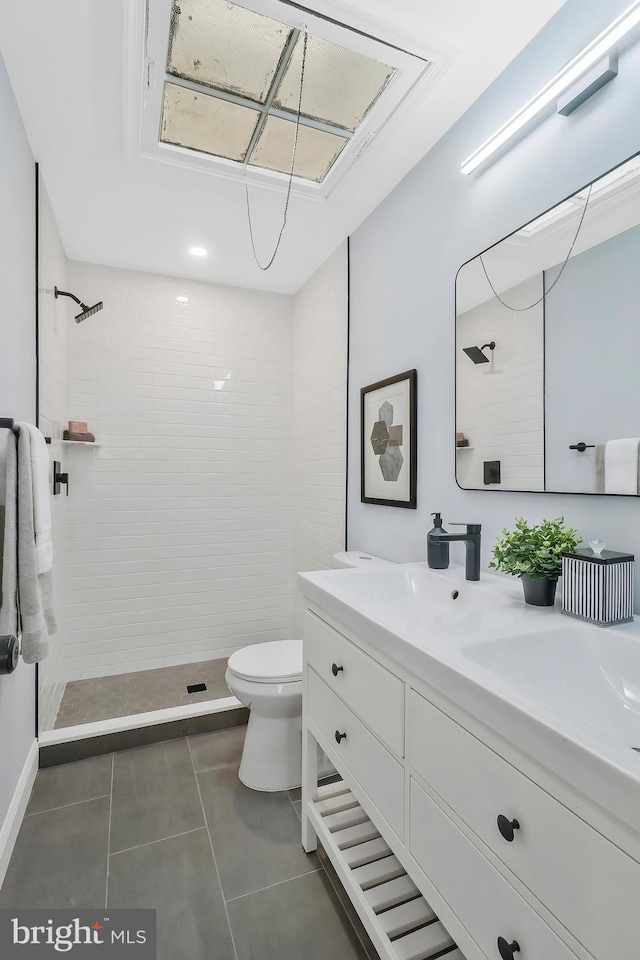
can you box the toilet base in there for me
[239,710,302,792]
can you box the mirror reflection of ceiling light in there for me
[461,0,640,175]
[515,153,640,238]
[176,296,190,302]
[189,247,208,257]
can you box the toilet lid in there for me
[227,639,302,683]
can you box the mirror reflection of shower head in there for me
[55,286,103,323]
[463,341,495,364]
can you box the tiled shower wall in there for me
[292,245,348,637]
[36,180,69,730]
[62,262,294,680]
[455,275,544,492]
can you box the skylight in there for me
[160,0,396,183]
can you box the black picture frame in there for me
[361,370,417,508]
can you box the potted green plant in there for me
[490,517,581,606]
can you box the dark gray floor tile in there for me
[317,845,379,960]
[186,707,248,736]
[110,739,204,853]
[0,798,110,909]
[108,829,235,960]
[27,755,113,815]
[189,725,246,774]
[198,764,318,900]
[39,721,188,767]
[228,868,369,960]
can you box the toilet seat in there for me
[227,639,302,684]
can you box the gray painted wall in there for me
[348,0,640,601]
[545,221,640,492]
[0,52,37,835]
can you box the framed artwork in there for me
[361,369,417,508]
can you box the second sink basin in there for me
[464,623,640,747]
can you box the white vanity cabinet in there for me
[301,605,640,960]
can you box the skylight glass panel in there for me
[161,83,260,161]
[249,115,347,182]
[167,0,292,104]
[273,35,394,132]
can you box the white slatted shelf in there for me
[379,898,437,939]
[366,876,420,913]
[315,790,359,816]
[394,922,454,960]
[353,855,406,890]
[305,778,467,960]
[316,779,351,801]
[335,820,381,850]
[343,836,392,869]
[324,804,370,832]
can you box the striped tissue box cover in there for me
[561,548,634,627]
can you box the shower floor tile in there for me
[54,658,231,728]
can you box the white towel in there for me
[604,438,640,495]
[0,428,56,663]
[18,422,52,573]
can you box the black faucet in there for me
[427,523,482,581]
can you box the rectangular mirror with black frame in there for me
[455,149,640,496]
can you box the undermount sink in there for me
[464,623,640,747]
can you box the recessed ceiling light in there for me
[176,295,190,303]
[189,246,208,257]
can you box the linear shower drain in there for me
[186,683,207,694]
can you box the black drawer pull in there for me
[331,663,344,677]
[497,937,520,960]
[334,730,347,744]
[497,815,520,842]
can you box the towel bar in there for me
[0,418,52,443]
[569,442,595,452]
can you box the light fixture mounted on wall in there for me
[461,0,640,175]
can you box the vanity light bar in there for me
[461,0,640,175]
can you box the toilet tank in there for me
[331,551,396,569]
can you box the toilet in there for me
[225,551,395,792]
[226,639,303,792]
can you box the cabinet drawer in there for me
[305,611,404,756]
[410,779,578,960]
[307,668,404,838]
[410,690,640,960]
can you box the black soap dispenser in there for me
[427,513,450,570]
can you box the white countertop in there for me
[299,562,640,844]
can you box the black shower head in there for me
[463,341,495,364]
[74,302,103,323]
[55,287,103,324]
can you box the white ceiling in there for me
[0,0,567,295]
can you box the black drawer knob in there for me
[497,937,520,960]
[331,663,344,677]
[334,730,347,744]
[497,815,520,842]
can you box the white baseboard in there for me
[0,739,38,888]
